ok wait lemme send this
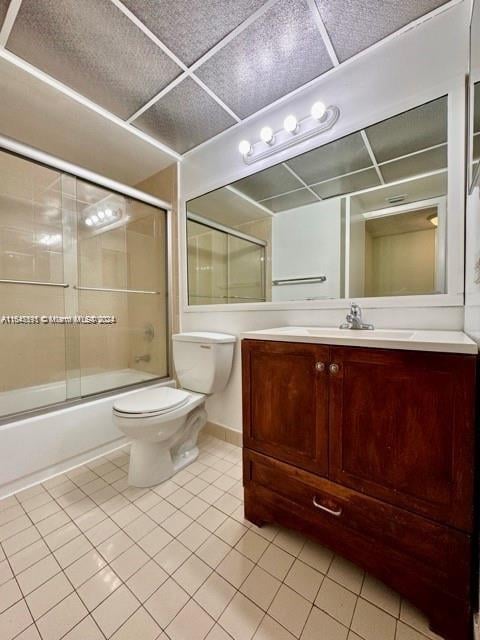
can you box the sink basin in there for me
[305,328,415,340]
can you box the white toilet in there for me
[113,332,236,487]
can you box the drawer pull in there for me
[312,496,342,516]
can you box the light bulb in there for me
[85,218,93,226]
[91,214,99,225]
[284,114,298,134]
[311,101,326,120]
[105,208,113,218]
[238,140,252,156]
[260,126,275,145]
[97,210,105,220]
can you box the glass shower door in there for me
[0,150,68,416]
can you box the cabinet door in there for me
[328,346,476,531]
[242,340,329,475]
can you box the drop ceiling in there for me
[0,0,453,157]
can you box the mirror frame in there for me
[468,0,480,193]
[181,85,465,313]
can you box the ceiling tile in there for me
[233,164,304,201]
[0,0,9,27]
[351,173,447,212]
[314,0,450,62]
[133,78,236,154]
[121,0,267,66]
[311,167,380,199]
[261,188,319,212]
[286,132,373,185]
[365,96,448,163]
[196,0,333,119]
[6,0,182,119]
[379,146,447,183]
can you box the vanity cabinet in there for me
[242,339,477,640]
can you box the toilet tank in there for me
[172,332,236,394]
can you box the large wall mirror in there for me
[469,0,480,192]
[186,96,448,305]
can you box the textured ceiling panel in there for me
[366,208,438,238]
[0,0,9,27]
[261,188,319,212]
[133,78,236,154]
[380,146,447,183]
[314,0,450,62]
[286,133,372,185]
[6,0,182,119]
[121,0,267,66]
[196,0,332,119]
[233,164,304,201]
[365,97,448,163]
[311,168,380,199]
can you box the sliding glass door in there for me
[0,149,169,418]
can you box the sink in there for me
[305,328,415,340]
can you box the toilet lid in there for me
[113,387,190,415]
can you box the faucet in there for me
[339,302,374,330]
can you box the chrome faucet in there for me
[339,303,374,330]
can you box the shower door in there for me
[0,149,169,419]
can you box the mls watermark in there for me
[0,315,117,325]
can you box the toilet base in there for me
[128,440,174,487]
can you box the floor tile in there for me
[285,558,323,602]
[351,597,397,640]
[111,607,161,640]
[268,583,311,636]
[15,624,42,639]
[77,565,122,610]
[62,615,104,639]
[258,543,294,580]
[240,565,281,611]
[361,574,401,617]
[162,510,193,536]
[86,518,121,546]
[36,592,87,640]
[10,539,50,574]
[328,555,365,594]
[167,487,195,508]
[0,559,14,585]
[166,599,215,640]
[194,572,236,619]
[110,543,149,580]
[396,620,440,640]
[173,553,212,595]
[154,539,192,574]
[26,572,73,619]
[399,601,442,640]
[0,514,31,542]
[273,528,305,557]
[301,606,348,640]
[17,555,62,595]
[0,578,23,614]
[198,506,228,532]
[123,513,157,541]
[218,591,263,640]
[196,534,231,569]
[91,584,140,637]
[2,526,40,557]
[36,511,71,537]
[126,559,168,602]
[54,534,93,568]
[215,518,248,546]
[235,529,269,563]
[111,503,143,528]
[138,525,173,557]
[145,577,190,628]
[97,530,133,563]
[206,623,233,640]
[0,599,33,640]
[315,576,357,626]
[254,615,296,640]
[178,521,211,552]
[44,522,82,552]
[64,549,107,588]
[217,548,254,588]
[182,496,210,519]
[298,540,334,574]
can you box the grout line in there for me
[361,130,385,185]
[126,71,189,123]
[282,162,323,201]
[305,0,340,66]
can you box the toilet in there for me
[113,332,236,487]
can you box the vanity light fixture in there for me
[84,207,121,228]
[238,140,253,157]
[260,126,275,145]
[284,115,299,134]
[239,101,340,165]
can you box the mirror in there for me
[186,96,448,305]
[469,0,480,191]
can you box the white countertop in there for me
[241,327,478,354]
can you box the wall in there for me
[178,1,469,432]
[464,185,480,344]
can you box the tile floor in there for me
[0,435,443,640]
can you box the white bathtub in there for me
[0,368,159,417]
[0,373,174,498]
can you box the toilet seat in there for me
[113,387,191,417]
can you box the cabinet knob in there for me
[329,363,340,375]
[315,362,325,372]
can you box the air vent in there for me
[386,194,408,205]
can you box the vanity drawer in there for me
[243,449,471,595]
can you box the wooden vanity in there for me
[241,330,478,640]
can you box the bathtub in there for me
[0,373,174,499]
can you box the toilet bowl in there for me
[113,332,236,487]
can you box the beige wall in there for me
[365,228,436,297]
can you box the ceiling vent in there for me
[386,194,408,205]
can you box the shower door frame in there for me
[0,134,175,423]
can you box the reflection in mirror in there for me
[470,0,480,190]
[186,96,448,304]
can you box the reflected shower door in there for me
[0,151,68,416]
[76,180,168,396]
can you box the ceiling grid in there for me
[0,0,455,157]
